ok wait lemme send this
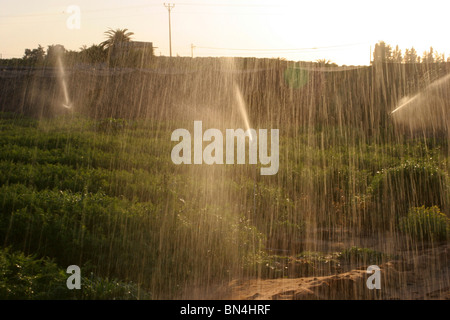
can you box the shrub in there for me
[0,184,263,298]
[338,247,390,265]
[367,160,449,228]
[0,247,67,299]
[96,118,128,133]
[0,248,148,299]
[399,206,449,241]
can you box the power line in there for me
[175,2,282,7]
[0,4,163,19]
[0,2,282,19]
[195,43,365,52]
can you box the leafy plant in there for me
[96,118,128,134]
[338,247,390,265]
[399,206,449,241]
[367,160,449,227]
[0,248,149,300]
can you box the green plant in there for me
[0,247,67,299]
[399,206,449,241]
[96,118,128,133]
[338,247,389,265]
[368,160,449,228]
[0,248,149,300]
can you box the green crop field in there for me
[0,112,447,299]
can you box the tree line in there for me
[2,36,450,67]
[2,28,152,67]
[372,41,449,64]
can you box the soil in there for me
[222,244,449,300]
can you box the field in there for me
[0,98,448,299]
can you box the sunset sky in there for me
[1,0,449,65]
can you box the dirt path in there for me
[223,245,449,300]
[179,243,448,300]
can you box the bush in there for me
[0,184,164,277]
[367,160,449,228]
[0,248,149,299]
[0,184,264,298]
[96,118,129,133]
[0,247,67,299]
[338,246,390,265]
[399,206,449,241]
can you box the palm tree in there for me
[316,59,332,65]
[100,28,134,66]
[100,28,134,50]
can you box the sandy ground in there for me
[183,242,449,300]
[222,244,449,300]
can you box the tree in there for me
[421,47,434,64]
[434,51,445,63]
[315,59,338,68]
[100,28,134,50]
[23,45,45,64]
[46,45,66,60]
[100,28,134,66]
[392,45,402,63]
[44,45,66,66]
[372,41,392,64]
[79,44,107,63]
[403,48,410,62]
[403,47,418,63]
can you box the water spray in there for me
[234,83,253,141]
[57,55,72,109]
[390,73,450,115]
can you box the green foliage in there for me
[0,183,264,297]
[245,251,343,279]
[0,184,159,269]
[100,28,134,50]
[45,44,66,66]
[399,206,449,241]
[80,275,149,300]
[373,41,392,63]
[0,116,265,297]
[23,45,46,65]
[0,248,148,299]
[372,41,445,65]
[368,160,449,227]
[79,44,107,64]
[0,115,447,298]
[96,118,129,133]
[284,67,309,89]
[0,247,67,299]
[338,247,390,265]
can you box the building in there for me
[112,41,155,66]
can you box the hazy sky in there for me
[1,0,450,65]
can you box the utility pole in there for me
[164,3,175,57]
[191,43,195,58]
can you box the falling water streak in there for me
[390,72,450,114]
[57,55,72,109]
[233,83,253,141]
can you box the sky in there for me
[1,0,450,66]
